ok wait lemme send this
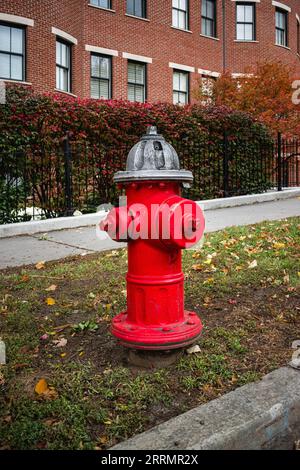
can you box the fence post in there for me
[277,132,282,192]
[223,131,229,197]
[63,134,73,216]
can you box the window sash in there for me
[0,23,25,81]
[91,54,112,99]
[201,0,216,37]
[56,39,71,92]
[173,70,189,105]
[236,3,255,41]
[275,9,288,46]
[127,0,146,18]
[172,0,189,30]
[127,61,146,102]
[90,0,111,8]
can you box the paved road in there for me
[0,197,299,269]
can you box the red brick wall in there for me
[1,0,300,102]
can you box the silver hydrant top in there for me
[113,126,193,184]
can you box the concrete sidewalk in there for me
[0,197,299,269]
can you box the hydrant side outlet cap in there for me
[114,126,193,183]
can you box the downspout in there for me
[222,0,227,72]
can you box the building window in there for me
[201,0,217,38]
[0,23,25,81]
[275,8,288,47]
[127,0,146,18]
[173,70,189,105]
[201,74,216,98]
[127,61,146,102]
[236,3,255,41]
[56,39,71,92]
[90,54,111,99]
[90,0,111,8]
[172,0,189,30]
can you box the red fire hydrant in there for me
[100,127,205,350]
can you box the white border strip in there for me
[122,52,152,63]
[231,0,260,2]
[85,44,118,56]
[169,62,195,73]
[0,12,34,26]
[272,1,291,13]
[51,27,78,45]
[198,68,220,78]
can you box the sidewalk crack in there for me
[30,235,98,253]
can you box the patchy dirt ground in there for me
[0,217,299,450]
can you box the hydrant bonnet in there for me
[114,126,193,184]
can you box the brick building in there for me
[0,0,300,104]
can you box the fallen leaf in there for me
[248,260,258,269]
[53,337,67,348]
[283,274,290,285]
[45,285,57,292]
[21,275,30,283]
[60,353,67,358]
[35,261,46,270]
[273,242,285,250]
[228,299,237,305]
[192,264,202,271]
[35,378,49,395]
[45,297,56,306]
[186,344,201,354]
[40,334,49,341]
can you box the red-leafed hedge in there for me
[0,85,274,223]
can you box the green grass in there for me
[0,217,299,449]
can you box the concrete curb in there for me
[197,188,300,211]
[0,188,299,239]
[0,210,108,239]
[111,367,300,450]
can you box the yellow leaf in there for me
[297,272,300,277]
[203,258,212,265]
[273,242,285,250]
[60,353,67,358]
[203,277,214,285]
[35,261,46,270]
[46,297,56,306]
[35,378,49,395]
[45,285,57,292]
[104,419,112,426]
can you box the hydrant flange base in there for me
[112,310,203,350]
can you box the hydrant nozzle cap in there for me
[114,127,193,184]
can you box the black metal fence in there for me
[0,132,299,224]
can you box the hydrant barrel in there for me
[101,127,205,350]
